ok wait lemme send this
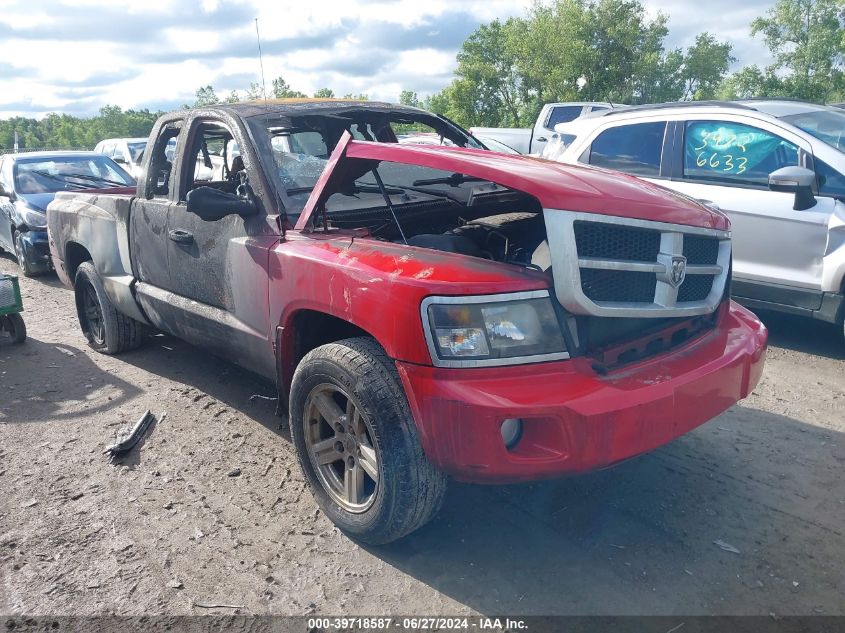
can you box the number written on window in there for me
[684,121,798,186]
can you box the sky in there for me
[0,0,777,119]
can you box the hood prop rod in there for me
[370,168,407,245]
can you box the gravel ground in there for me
[1,253,844,617]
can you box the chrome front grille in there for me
[544,210,731,318]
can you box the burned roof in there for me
[210,98,430,123]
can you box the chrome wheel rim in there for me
[303,383,379,513]
[14,234,25,269]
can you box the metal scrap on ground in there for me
[103,410,165,459]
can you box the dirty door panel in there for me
[158,117,279,378]
[130,199,172,290]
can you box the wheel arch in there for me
[64,241,93,287]
[277,308,396,404]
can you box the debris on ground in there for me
[713,540,741,554]
[104,410,164,459]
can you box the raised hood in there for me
[296,132,729,232]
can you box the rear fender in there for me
[49,192,149,324]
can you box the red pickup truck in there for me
[47,100,767,543]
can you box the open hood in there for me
[295,131,730,232]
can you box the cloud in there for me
[0,0,777,119]
[355,11,481,52]
[0,1,255,44]
[0,61,32,79]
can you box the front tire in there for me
[289,337,447,544]
[74,261,144,354]
[14,230,38,277]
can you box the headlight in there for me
[15,202,47,229]
[421,291,568,367]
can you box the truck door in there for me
[130,121,182,292]
[162,117,279,379]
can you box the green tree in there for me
[224,90,241,103]
[751,0,845,101]
[271,76,307,99]
[246,82,264,100]
[717,65,787,99]
[313,88,335,98]
[399,90,423,108]
[193,85,219,107]
[679,33,735,100]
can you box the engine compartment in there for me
[324,181,551,270]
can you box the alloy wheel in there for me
[82,283,105,345]
[303,383,380,513]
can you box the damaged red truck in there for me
[47,100,767,544]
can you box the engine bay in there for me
[322,176,551,271]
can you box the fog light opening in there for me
[500,418,524,450]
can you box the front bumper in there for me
[19,230,53,272]
[396,301,767,484]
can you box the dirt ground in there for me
[1,252,844,618]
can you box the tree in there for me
[272,76,307,99]
[452,18,527,126]
[751,0,845,101]
[246,82,264,100]
[193,85,219,107]
[399,90,423,108]
[717,65,787,99]
[313,88,335,98]
[224,90,241,103]
[679,33,735,100]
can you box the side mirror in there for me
[768,166,817,211]
[186,186,257,221]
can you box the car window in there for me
[0,157,9,191]
[588,122,666,177]
[545,106,583,129]
[13,156,134,194]
[683,121,799,187]
[182,121,239,196]
[815,158,845,199]
[148,126,181,197]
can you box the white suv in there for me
[544,100,845,336]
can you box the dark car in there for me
[0,151,135,276]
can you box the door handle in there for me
[536,136,548,142]
[168,229,194,244]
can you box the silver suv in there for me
[544,100,845,336]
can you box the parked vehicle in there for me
[0,152,135,276]
[472,135,521,155]
[94,137,148,179]
[398,132,520,155]
[48,100,767,543]
[543,100,845,338]
[470,102,615,155]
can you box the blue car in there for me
[0,151,135,276]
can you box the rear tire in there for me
[1,313,26,343]
[289,337,447,544]
[74,261,143,354]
